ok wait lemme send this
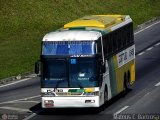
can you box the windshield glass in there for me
[42,41,96,55]
[42,58,68,88]
[69,57,98,88]
[41,57,98,88]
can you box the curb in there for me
[135,17,160,32]
[0,72,37,85]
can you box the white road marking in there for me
[10,100,40,103]
[114,106,129,116]
[155,42,160,46]
[155,82,160,87]
[0,106,31,112]
[0,78,31,88]
[138,52,145,56]
[23,113,36,120]
[134,21,160,35]
[146,47,153,51]
[144,92,150,97]
[0,95,41,105]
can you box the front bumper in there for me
[42,96,100,108]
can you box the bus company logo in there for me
[117,45,135,67]
[47,88,63,93]
[1,114,8,120]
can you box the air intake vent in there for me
[63,15,127,29]
[64,19,106,28]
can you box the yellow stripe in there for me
[130,60,135,84]
[85,88,94,92]
[115,59,135,93]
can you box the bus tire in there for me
[122,73,127,96]
[126,70,131,89]
[123,71,131,96]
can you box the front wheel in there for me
[123,71,131,96]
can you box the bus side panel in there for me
[114,45,135,94]
[108,55,127,96]
[108,57,118,97]
[115,59,135,93]
[108,47,135,96]
[113,55,124,94]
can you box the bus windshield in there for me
[42,41,96,55]
[42,57,98,88]
[69,57,98,88]
[42,58,68,88]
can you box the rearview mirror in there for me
[35,61,41,75]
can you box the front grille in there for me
[56,92,83,96]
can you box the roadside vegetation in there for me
[0,0,160,79]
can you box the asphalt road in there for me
[0,20,160,120]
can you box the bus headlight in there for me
[44,100,54,107]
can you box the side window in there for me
[126,25,130,45]
[130,23,134,43]
[106,35,109,55]
[101,22,134,56]
[117,30,122,49]
[113,31,118,52]
[96,38,102,54]
[108,34,113,54]
[122,27,126,47]
[102,35,107,56]
[126,23,134,45]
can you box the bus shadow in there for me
[30,89,132,115]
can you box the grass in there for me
[0,0,160,79]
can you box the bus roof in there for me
[63,15,132,32]
[42,30,101,41]
[43,15,132,41]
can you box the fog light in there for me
[85,100,95,103]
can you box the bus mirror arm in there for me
[101,62,106,73]
[35,60,41,76]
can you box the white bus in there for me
[35,15,135,108]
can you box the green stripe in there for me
[108,57,117,96]
[68,89,85,92]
